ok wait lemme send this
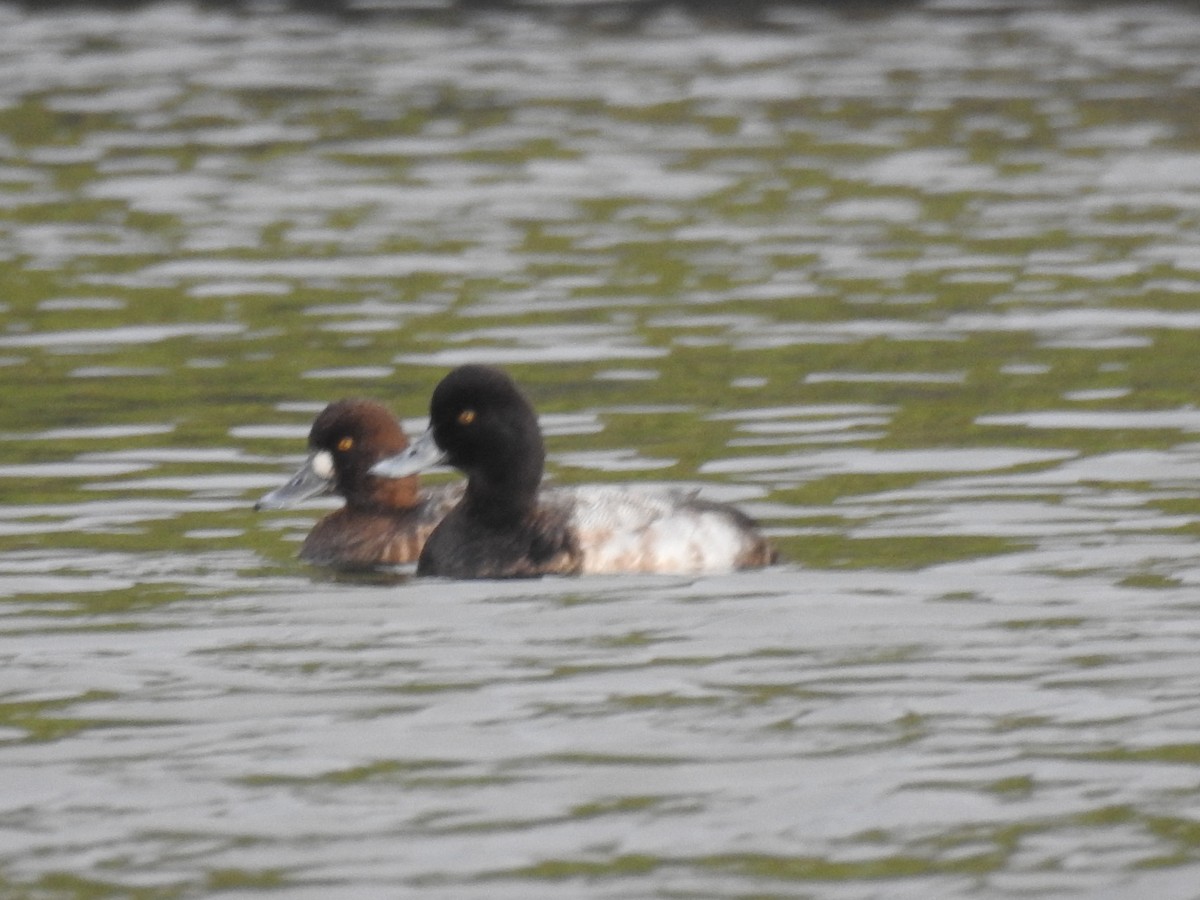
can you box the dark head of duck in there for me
[428,364,545,524]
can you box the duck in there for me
[369,365,777,579]
[255,399,461,569]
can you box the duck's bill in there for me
[254,451,335,510]
[370,428,445,478]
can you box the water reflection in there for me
[2,1,1200,897]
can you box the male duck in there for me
[370,365,777,578]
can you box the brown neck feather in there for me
[367,474,421,510]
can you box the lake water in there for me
[2,1,1200,897]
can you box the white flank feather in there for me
[544,485,757,575]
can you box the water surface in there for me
[2,2,1200,897]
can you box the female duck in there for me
[370,365,777,579]
[256,399,460,569]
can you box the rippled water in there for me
[3,1,1200,897]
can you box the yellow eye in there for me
[457,409,476,426]
[337,436,354,452]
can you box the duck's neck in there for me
[464,430,544,526]
[356,473,421,512]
